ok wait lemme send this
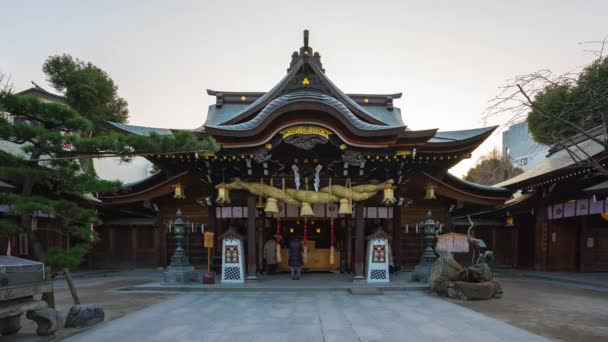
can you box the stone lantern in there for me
[163,209,197,284]
[411,210,438,282]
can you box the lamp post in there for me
[163,209,197,284]
[411,210,437,282]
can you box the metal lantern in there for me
[338,198,352,215]
[216,184,230,205]
[601,212,608,221]
[264,197,279,215]
[382,183,396,206]
[424,184,436,200]
[174,183,185,199]
[300,202,314,217]
[505,216,514,226]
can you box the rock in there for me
[429,257,466,295]
[466,263,492,282]
[453,281,501,300]
[0,314,22,335]
[27,308,61,336]
[64,304,104,328]
[429,261,448,295]
[446,283,468,300]
[446,259,465,281]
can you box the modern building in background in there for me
[502,121,549,172]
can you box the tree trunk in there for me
[63,268,81,305]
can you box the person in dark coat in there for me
[288,237,303,280]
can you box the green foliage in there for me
[528,57,608,145]
[0,220,22,238]
[43,54,129,125]
[45,244,89,269]
[464,148,523,185]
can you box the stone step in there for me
[349,288,384,295]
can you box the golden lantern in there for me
[338,198,352,215]
[316,227,321,234]
[216,184,230,205]
[264,197,279,215]
[300,202,314,217]
[289,227,295,233]
[382,183,396,206]
[505,216,514,226]
[174,183,185,199]
[601,212,608,221]
[424,184,436,200]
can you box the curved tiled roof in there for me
[428,126,496,143]
[108,122,173,136]
[205,91,405,135]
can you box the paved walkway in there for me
[497,269,608,293]
[115,272,427,293]
[65,292,548,342]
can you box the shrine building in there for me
[96,31,511,280]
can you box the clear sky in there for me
[2,0,606,179]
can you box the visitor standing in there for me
[288,237,303,280]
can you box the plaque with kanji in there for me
[204,232,215,248]
[371,245,386,263]
[224,245,240,263]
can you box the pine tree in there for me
[0,81,217,303]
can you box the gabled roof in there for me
[203,30,405,133]
[17,82,66,103]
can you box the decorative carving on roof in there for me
[342,150,365,166]
[279,125,332,139]
[283,134,328,151]
[253,147,272,163]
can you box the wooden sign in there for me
[204,232,215,248]
[437,233,469,253]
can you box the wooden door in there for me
[546,221,578,272]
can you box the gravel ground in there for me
[449,277,608,342]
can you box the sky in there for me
[2,0,607,181]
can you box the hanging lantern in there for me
[264,197,279,215]
[174,183,185,199]
[300,202,314,217]
[601,212,608,221]
[316,227,321,234]
[338,198,352,215]
[424,184,436,200]
[505,216,514,226]
[382,183,396,206]
[216,184,230,205]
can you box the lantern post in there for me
[411,210,437,282]
[163,209,197,284]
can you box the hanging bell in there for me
[174,183,185,199]
[338,198,352,215]
[300,202,314,217]
[382,183,396,206]
[424,184,436,200]
[264,197,279,215]
[216,185,230,205]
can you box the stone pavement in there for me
[114,272,427,293]
[65,292,549,342]
[497,269,608,293]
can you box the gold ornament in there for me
[300,202,314,217]
[279,125,332,139]
[173,183,185,199]
[424,184,436,200]
[216,185,230,205]
[264,197,279,215]
[382,183,396,206]
[338,198,352,215]
[302,77,310,85]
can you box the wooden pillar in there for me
[354,202,365,281]
[512,227,519,268]
[246,195,257,280]
[345,219,352,273]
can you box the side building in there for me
[502,121,549,172]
